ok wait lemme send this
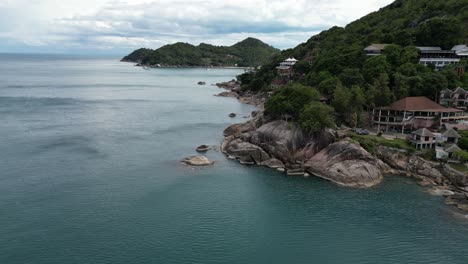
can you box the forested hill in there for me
[121,38,279,67]
[241,0,467,97]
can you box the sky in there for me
[0,0,394,55]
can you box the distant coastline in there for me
[121,60,251,70]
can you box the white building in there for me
[417,46,460,69]
[277,58,298,77]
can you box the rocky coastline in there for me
[214,79,267,108]
[215,80,468,215]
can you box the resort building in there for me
[442,128,461,144]
[417,46,460,69]
[452,45,468,57]
[364,44,389,56]
[410,128,436,149]
[436,144,462,160]
[372,96,468,132]
[439,87,468,110]
[277,58,298,78]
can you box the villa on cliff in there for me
[439,87,468,110]
[364,44,467,71]
[364,44,389,56]
[371,96,468,132]
[276,58,298,78]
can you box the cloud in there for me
[0,0,394,54]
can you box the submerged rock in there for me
[229,113,237,118]
[216,91,238,98]
[183,156,214,166]
[305,140,389,188]
[197,81,206,85]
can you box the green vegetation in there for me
[299,102,335,133]
[121,37,279,67]
[264,83,320,119]
[454,150,468,162]
[450,162,468,173]
[348,133,416,154]
[241,0,468,126]
[459,131,468,151]
[264,83,335,133]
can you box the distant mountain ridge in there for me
[121,37,279,67]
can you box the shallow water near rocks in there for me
[1,54,468,264]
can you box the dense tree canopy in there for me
[242,0,468,127]
[265,83,320,120]
[121,38,279,67]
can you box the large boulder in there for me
[305,140,390,188]
[183,156,214,166]
[224,139,270,164]
[249,120,335,164]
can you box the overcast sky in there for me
[0,0,394,55]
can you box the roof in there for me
[284,58,298,62]
[440,89,453,94]
[417,46,442,51]
[453,87,467,95]
[452,45,467,51]
[444,144,462,153]
[364,44,389,51]
[412,128,434,137]
[443,128,461,138]
[384,97,462,112]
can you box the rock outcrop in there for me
[249,120,335,164]
[183,156,214,166]
[196,145,211,152]
[376,146,468,212]
[305,140,390,187]
[222,114,388,187]
[376,146,467,187]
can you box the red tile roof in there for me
[385,97,462,112]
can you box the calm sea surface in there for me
[1,54,468,264]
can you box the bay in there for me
[1,54,468,264]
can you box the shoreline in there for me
[121,60,251,70]
[215,79,468,217]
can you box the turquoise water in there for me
[1,54,468,264]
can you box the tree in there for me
[393,73,410,99]
[383,44,403,68]
[458,138,468,151]
[420,72,448,100]
[294,60,311,74]
[299,102,335,133]
[265,83,320,119]
[416,17,463,49]
[331,83,351,117]
[318,77,340,96]
[401,46,419,64]
[362,55,391,83]
[350,85,366,109]
[373,73,394,107]
[338,68,364,87]
[305,70,333,86]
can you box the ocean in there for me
[1,54,468,264]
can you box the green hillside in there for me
[121,37,279,67]
[239,0,468,129]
